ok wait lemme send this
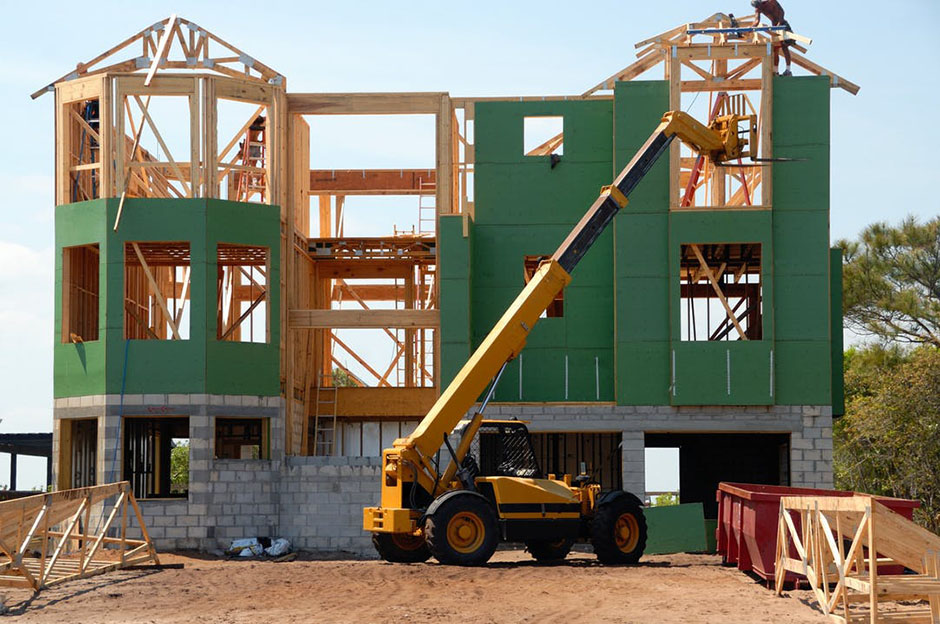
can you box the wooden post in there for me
[760,54,773,207]
[667,50,680,212]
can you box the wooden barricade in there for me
[775,494,940,624]
[0,482,159,591]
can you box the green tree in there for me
[331,367,359,387]
[170,441,190,494]
[834,347,940,533]
[838,216,940,347]
[653,493,679,507]
[842,343,910,402]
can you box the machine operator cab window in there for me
[454,419,543,480]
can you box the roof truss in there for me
[32,15,284,99]
[583,12,858,96]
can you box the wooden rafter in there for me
[581,12,858,97]
[32,16,283,99]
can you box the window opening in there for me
[62,244,100,342]
[215,418,267,459]
[124,242,191,340]
[123,417,189,498]
[69,99,101,202]
[217,244,268,343]
[679,243,762,341]
[523,116,564,156]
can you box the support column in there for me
[9,453,16,491]
[621,431,645,498]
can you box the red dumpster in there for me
[716,482,920,583]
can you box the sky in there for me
[1,0,938,491]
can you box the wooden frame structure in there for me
[282,92,457,455]
[775,495,940,624]
[41,13,857,458]
[583,12,856,212]
[0,482,159,591]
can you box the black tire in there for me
[591,495,648,564]
[525,537,574,562]
[372,532,431,563]
[424,494,499,566]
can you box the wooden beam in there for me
[331,387,436,418]
[680,79,763,92]
[333,283,431,302]
[144,15,178,87]
[309,169,436,195]
[290,309,439,329]
[287,93,445,115]
[312,261,417,280]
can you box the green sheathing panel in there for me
[644,503,707,555]
[54,200,109,396]
[669,211,774,405]
[53,198,280,398]
[613,81,671,405]
[830,247,845,416]
[205,199,280,396]
[439,215,472,387]
[472,100,614,402]
[102,199,208,395]
[772,76,832,404]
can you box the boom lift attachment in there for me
[363,110,757,565]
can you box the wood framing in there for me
[33,16,283,99]
[775,495,940,624]
[0,482,160,591]
[290,309,439,329]
[43,14,858,459]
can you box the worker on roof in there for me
[751,0,794,76]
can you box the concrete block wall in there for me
[52,393,834,556]
[279,456,381,554]
[478,402,836,495]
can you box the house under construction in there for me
[45,14,855,553]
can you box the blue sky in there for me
[1,1,937,490]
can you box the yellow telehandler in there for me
[363,109,758,565]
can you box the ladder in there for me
[418,180,436,234]
[236,117,267,202]
[312,374,338,456]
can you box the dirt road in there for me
[1,551,826,623]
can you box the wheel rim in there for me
[446,511,486,554]
[614,513,640,553]
[390,533,425,552]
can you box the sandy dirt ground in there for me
[0,550,830,623]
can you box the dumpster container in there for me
[716,482,920,583]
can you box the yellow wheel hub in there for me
[446,511,485,554]
[615,513,640,553]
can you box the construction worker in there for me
[751,0,794,76]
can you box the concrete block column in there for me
[621,430,645,498]
[789,406,834,489]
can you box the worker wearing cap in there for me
[751,0,794,76]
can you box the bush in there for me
[835,347,940,533]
